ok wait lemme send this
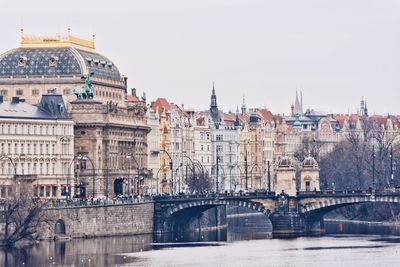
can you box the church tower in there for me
[210,82,220,126]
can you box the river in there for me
[1,215,400,267]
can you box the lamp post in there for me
[160,149,173,195]
[67,154,95,199]
[267,160,271,191]
[372,145,376,190]
[390,145,394,187]
[76,154,96,199]
[250,164,262,190]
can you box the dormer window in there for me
[18,56,27,67]
[49,56,59,67]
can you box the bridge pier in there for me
[303,215,325,236]
[270,213,303,238]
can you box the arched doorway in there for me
[114,178,124,196]
[55,219,66,235]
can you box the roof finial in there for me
[67,26,71,35]
[20,27,24,38]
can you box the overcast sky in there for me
[1,0,400,115]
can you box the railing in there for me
[45,188,400,208]
[297,188,400,198]
[47,195,154,208]
[153,190,276,202]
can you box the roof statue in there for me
[73,71,95,99]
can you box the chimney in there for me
[131,88,136,96]
[0,96,3,103]
[11,97,20,104]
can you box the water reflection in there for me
[0,235,153,267]
[2,216,399,267]
[0,214,271,267]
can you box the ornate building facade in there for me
[0,94,74,198]
[0,32,150,198]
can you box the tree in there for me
[293,135,323,162]
[0,183,50,248]
[186,166,212,193]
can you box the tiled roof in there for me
[0,47,121,80]
[127,95,140,102]
[0,96,69,120]
[151,98,171,112]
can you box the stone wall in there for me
[40,202,154,239]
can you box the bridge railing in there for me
[153,191,276,202]
[47,195,154,208]
[297,188,400,198]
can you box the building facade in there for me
[0,94,74,198]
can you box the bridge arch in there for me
[300,195,400,215]
[165,199,272,218]
[155,197,274,235]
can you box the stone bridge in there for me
[154,190,400,238]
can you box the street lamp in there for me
[372,145,376,190]
[250,164,262,190]
[160,149,173,195]
[126,154,140,195]
[67,154,95,199]
[389,145,394,187]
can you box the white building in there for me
[208,85,241,192]
[0,94,74,198]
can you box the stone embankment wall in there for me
[40,202,154,239]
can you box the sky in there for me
[1,0,400,115]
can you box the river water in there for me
[1,215,400,267]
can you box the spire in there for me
[210,81,217,110]
[212,81,215,94]
[210,82,220,126]
[294,91,301,115]
[241,94,247,115]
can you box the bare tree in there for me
[294,135,323,162]
[187,169,212,193]
[0,183,50,248]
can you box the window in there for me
[17,56,27,67]
[63,89,71,95]
[27,144,31,154]
[33,144,37,154]
[0,90,7,97]
[39,144,43,154]
[49,56,59,67]
[20,143,24,154]
[16,89,23,96]
[32,89,39,96]
[46,144,49,154]
[216,134,223,141]
[52,144,55,154]
[52,186,57,197]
